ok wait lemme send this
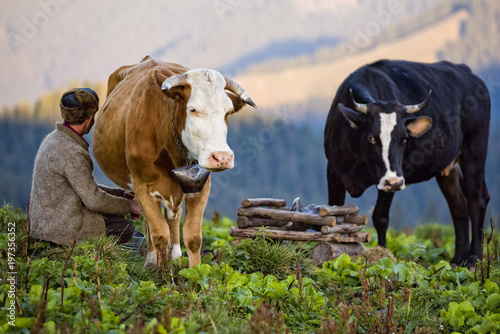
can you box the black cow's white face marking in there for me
[378,113,405,191]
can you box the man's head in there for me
[60,88,99,125]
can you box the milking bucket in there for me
[120,230,145,254]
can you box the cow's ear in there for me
[154,69,190,102]
[405,116,432,138]
[226,91,247,114]
[338,103,367,129]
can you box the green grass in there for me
[1,204,499,333]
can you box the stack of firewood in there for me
[230,198,371,263]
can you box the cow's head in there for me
[159,69,256,171]
[338,88,432,192]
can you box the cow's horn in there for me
[224,77,257,108]
[350,89,368,114]
[161,73,189,91]
[404,90,432,114]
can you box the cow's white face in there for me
[182,69,235,171]
[375,112,408,192]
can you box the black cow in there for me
[324,59,490,266]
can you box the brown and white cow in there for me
[93,56,256,267]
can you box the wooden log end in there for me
[319,205,360,217]
[337,232,371,243]
[237,216,250,228]
[318,207,328,217]
[321,225,331,234]
[344,214,368,225]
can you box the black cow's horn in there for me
[161,73,189,91]
[224,77,257,108]
[350,89,368,114]
[404,90,432,114]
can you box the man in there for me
[29,88,141,245]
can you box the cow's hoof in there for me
[171,244,182,260]
[450,253,469,267]
[145,250,158,268]
[144,262,157,269]
[466,255,481,268]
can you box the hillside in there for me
[0,0,466,108]
[234,9,469,112]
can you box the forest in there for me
[0,112,498,230]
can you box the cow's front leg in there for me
[373,190,395,247]
[327,161,347,206]
[164,201,183,260]
[135,182,170,268]
[183,177,211,267]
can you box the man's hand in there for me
[123,190,135,200]
[129,199,142,220]
[123,191,142,220]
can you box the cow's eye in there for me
[402,138,408,145]
[368,134,376,145]
[189,108,197,115]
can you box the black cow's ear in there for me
[405,116,432,137]
[338,103,367,129]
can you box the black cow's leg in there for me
[327,161,346,206]
[460,140,490,265]
[373,190,395,247]
[436,165,470,266]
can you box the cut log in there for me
[237,217,289,228]
[340,214,368,225]
[238,207,336,227]
[349,232,372,243]
[229,226,341,242]
[241,198,287,208]
[320,224,363,235]
[312,242,366,264]
[318,205,359,217]
[338,232,371,243]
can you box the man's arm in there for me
[98,184,126,197]
[65,151,132,216]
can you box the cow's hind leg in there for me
[135,183,170,268]
[144,217,156,267]
[460,135,490,265]
[183,178,211,267]
[436,165,470,266]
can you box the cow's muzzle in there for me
[207,151,234,171]
[379,177,405,192]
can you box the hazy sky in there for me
[0,0,429,107]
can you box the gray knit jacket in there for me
[29,123,132,245]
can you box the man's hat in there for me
[60,88,99,124]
